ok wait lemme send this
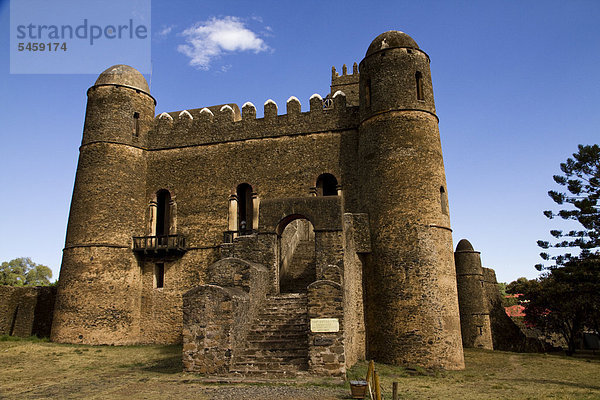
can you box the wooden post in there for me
[366,360,374,383]
[366,360,375,400]
[392,381,398,400]
[374,372,381,400]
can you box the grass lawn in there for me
[1,337,599,399]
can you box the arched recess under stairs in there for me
[277,214,316,293]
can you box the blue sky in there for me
[1,0,598,283]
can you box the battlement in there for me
[331,62,359,80]
[148,91,358,150]
[331,63,359,107]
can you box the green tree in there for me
[537,144,600,270]
[509,258,600,354]
[0,257,53,286]
[498,282,518,307]
[523,145,600,354]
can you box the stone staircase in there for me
[230,293,309,377]
[280,240,316,293]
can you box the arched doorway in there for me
[278,216,316,293]
[156,189,171,245]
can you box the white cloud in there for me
[177,16,270,70]
[157,25,174,37]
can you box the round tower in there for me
[454,239,493,349]
[358,31,464,369]
[51,65,155,344]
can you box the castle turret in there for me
[455,239,493,349]
[358,31,464,369]
[51,65,154,344]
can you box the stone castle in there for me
[41,30,511,376]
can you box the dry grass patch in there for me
[1,338,599,399]
[347,348,600,399]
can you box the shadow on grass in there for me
[141,353,182,374]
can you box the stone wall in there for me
[182,285,249,374]
[482,268,548,352]
[182,258,269,373]
[0,286,56,338]
[307,280,345,376]
[147,94,357,150]
[341,213,369,367]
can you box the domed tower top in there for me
[83,64,155,146]
[365,31,419,57]
[94,64,150,94]
[359,30,435,119]
[456,239,475,252]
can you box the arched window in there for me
[416,71,424,101]
[156,190,171,240]
[440,186,448,215]
[237,183,253,235]
[316,173,338,196]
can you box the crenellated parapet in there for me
[331,62,359,107]
[147,91,358,150]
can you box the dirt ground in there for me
[1,338,599,399]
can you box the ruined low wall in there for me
[182,258,269,373]
[482,268,549,352]
[0,286,56,338]
[182,285,249,373]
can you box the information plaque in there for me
[310,318,340,333]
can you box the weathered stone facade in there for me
[0,286,56,338]
[52,31,468,374]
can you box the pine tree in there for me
[537,144,600,269]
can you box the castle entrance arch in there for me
[277,215,316,293]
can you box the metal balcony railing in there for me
[132,234,187,254]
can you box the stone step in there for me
[255,312,306,317]
[255,307,306,313]
[245,339,308,348]
[256,314,305,319]
[231,360,308,372]
[228,368,304,377]
[234,355,308,364]
[246,330,307,338]
[246,327,306,334]
[238,348,307,356]
[261,301,307,306]
[250,315,308,329]
[231,291,309,376]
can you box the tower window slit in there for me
[155,263,164,288]
[133,112,140,137]
[440,186,448,215]
[416,71,424,101]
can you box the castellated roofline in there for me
[149,92,357,150]
[178,110,193,120]
[332,62,359,79]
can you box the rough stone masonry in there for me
[45,30,525,376]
